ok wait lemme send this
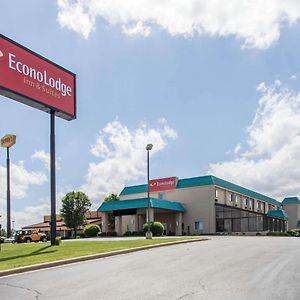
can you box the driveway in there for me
[1,236,299,300]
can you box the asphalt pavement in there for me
[1,236,299,300]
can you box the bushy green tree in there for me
[61,191,91,238]
[104,193,119,231]
[84,224,101,237]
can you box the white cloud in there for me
[290,74,297,80]
[122,21,151,37]
[0,161,47,202]
[31,150,61,171]
[209,81,300,200]
[234,143,242,154]
[12,203,50,230]
[57,0,300,49]
[81,119,177,202]
[0,161,48,231]
[57,0,95,39]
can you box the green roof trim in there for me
[282,197,300,205]
[120,184,148,196]
[98,198,185,213]
[119,175,281,206]
[267,209,289,219]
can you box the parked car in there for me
[15,230,47,243]
[4,237,16,244]
[0,236,5,243]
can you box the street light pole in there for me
[146,143,153,239]
[1,134,16,238]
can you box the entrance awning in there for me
[267,209,289,219]
[98,197,185,213]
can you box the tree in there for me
[104,193,119,231]
[60,191,91,238]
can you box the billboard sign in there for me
[149,177,178,192]
[0,34,76,120]
[1,134,16,148]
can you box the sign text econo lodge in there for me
[0,34,76,120]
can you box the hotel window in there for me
[195,221,203,231]
[229,193,233,202]
[158,192,166,200]
[257,201,260,209]
[251,199,254,208]
[244,198,248,206]
[215,189,218,198]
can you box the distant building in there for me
[282,197,300,230]
[98,175,292,236]
[22,211,102,238]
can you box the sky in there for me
[1,0,300,229]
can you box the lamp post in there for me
[0,215,2,252]
[1,134,16,238]
[146,143,153,239]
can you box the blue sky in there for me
[1,1,300,228]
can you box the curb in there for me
[0,238,207,277]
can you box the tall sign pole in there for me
[50,110,56,246]
[1,134,16,238]
[0,34,76,246]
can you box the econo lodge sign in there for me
[0,34,76,120]
[149,177,178,192]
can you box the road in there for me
[1,236,299,300]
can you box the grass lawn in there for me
[0,238,200,271]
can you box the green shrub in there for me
[84,224,101,237]
[106,231,117,237]
[54,236,61,246]
[267,231,289,236]
[133,231,144,236]
[143,221,164,236]
[123,231,132,236]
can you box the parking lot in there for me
[1,236,300,300]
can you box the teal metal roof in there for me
[98,198,185,212]
[120,184,148,196]
[120,175,281,206]
[282,197,300,205]
[267,209,289,219]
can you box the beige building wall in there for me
[120,185,215,234]
[282,203,300,229]
[119,184,281,235]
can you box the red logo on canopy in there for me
[149,177,178,192]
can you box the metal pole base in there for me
[145,231,153,239]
